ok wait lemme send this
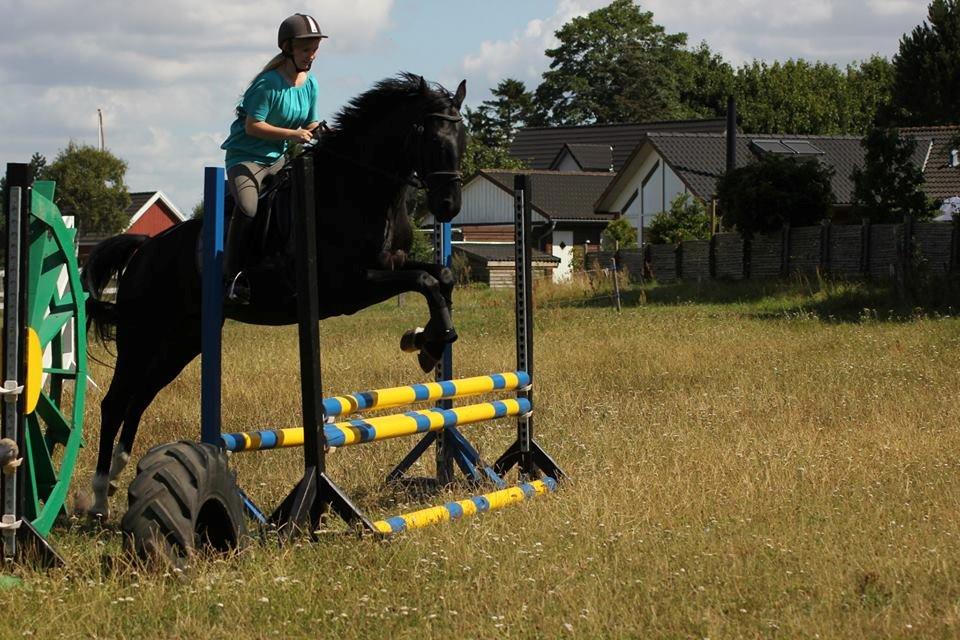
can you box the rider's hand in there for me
[289,128,314,144]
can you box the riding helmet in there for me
[278,14,328,48]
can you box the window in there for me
[750,139,824,156]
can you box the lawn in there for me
[2,279,960,639]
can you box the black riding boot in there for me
[223,214,254,304]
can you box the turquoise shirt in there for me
[221,70,319,169]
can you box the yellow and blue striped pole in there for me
[372,477,557,534]
[222,397,531,453]
[321,371,530,421]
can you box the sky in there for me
[0,0,933,212]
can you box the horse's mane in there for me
[324,72,454,148]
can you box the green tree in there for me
[601,216,638,250]
[887,0,960,125]
[676,42,737,119]
[852,127,935,222]
[408,218,434,263]
[647,193,711,244]
[843,56,895,133]
[460,133,525,179]
[43,142,130,234]
[534,0,688,125]
[716,155,834,237]
[734,59,850,134]
[468,79,536,147]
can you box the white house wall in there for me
[454,177,547,225]
[608,149,687,242]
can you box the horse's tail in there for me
[81,234,149,343]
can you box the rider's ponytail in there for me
[234,54,289,119]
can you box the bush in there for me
[647,193,711,244]
[716,154,834,238]
[601,216,638,250]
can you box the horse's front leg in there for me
[364,267,456,372]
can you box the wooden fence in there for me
[591,217,960,284]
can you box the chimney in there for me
[726,96,737,174]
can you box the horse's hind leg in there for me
[89,352,138,519]
[89,335,200,519]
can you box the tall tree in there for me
[734,59,850,134]
[43,142,131,234]
[676,42,737,119]
[843,56,895,133]
[887,0,960,125]
[472,79,536,147]
[534,0,688,125]
[852,128,935,222]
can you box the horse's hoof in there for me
[400,327,424,353]
[417,350,438,373]
[86,507,109,524]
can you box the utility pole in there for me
[97,109,105,151]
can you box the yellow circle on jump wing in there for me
[25,327,42,415]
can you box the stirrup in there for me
[225,271,251,305]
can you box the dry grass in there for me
[3,282,960,639]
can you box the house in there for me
[78,190,186,261]
[452,243,560,288]
[594,130,948,237]
[900,125,960,221]
[432,169,615,282]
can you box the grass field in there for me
[3,278,960,639]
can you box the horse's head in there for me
[322,74,468,223]
[413,77,467,223]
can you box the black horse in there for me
[81,74,467,518]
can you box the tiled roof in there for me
[551,144,614,171]
[601,132,935,208]
[481,169,615,222]
[453,242,560,263]
[125,191,157,218]
[510,118,727,171]
[900,125,960,200]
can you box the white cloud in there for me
[458,0,929,100]
[460,0,608,93]
[867,0,929,17]
[0,0,395,209]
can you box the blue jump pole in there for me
[200,167,225,445]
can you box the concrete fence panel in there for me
[829,226,863,277]
[680,240,711,281]
[649,244,677,283]
[788,227,822,275]
[913,223,954,274]
[750,232,782,278]
[714,233,744,280]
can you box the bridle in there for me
[410,111,464,192]
[303,108,464,195]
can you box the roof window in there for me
[750,139,824,156]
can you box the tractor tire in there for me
[121,441,246,567]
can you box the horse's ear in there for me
[452,80,466,110]
[418,76,428,96]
